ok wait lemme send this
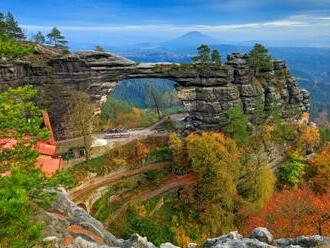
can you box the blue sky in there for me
[2,0,330,48]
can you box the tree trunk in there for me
[151,91,161,120]
[82,132,92,162]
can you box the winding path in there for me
[105,172,199,225]
[69,162,171,201]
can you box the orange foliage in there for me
[242,187,330,237]
[131,107,142,116]
[124,140,150,163]
[134,203,147,217]
[300,125,320,149]
[310,143,330,193]
[112,136,168,165]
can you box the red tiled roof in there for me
[36,155,63,177]
[0,138,17,148]
[36,141,57,156]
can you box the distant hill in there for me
[161,31,219,51]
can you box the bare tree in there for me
[145,84,162,120]
[66,91,98,161]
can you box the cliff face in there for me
[176,53,310,128]
[0,47,310,140]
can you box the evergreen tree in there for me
[4,12,25,40]
[211,49,222,64]
[223,107,251,145]
[0,12,5,36]
[32,31,46,44]
[253,95,266,126]
[192,44,211,63]
[249,43,273,75]
[47,27,68,49]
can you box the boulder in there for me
[276,235,330,248]
[159,242,180,248]
[204,231,275,248]
[187,243,198,248]
[250,227,274,244]
[72,236,113,248]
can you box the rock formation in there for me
[39,191,330,248]
[0,47,310,140]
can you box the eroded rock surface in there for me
[39,192,330,248]
[0,48,310,139]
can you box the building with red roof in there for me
[1,112,63,177]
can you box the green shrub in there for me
[320,128,330,145]
[0,169,45,247]
[277,153,306,187]
[223,107,251,145]
[0,38,33,58]
[48,170,74,189]
[123,206,176,246]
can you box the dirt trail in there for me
[105,172,199,225]
[132,172,198,202]
[69,162,171,200]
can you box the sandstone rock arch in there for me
[0,51,310,140]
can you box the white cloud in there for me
[21,14,330,34]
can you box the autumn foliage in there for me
[299,125,320,152]
[242,187,330,237]
[309,143,330,193]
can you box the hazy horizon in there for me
[2,0,330,49]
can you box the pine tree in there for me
[249,43,273,75]
[192,44,211,63]
[47,27,68,49]
[211,49,222,64]
[4,12,25,40]
[32,31,46,44]
[0,12,5,37]
[223,107,251,145]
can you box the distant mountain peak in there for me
[163,31,219,48]
[174,31,218,42]
[180,31,207,37]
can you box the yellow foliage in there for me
[300,125,320,146]
[185,132,241,203]
[109,158,127,169]
[169,133,190,168]
[175,226,191,247]
[186,132,241,175]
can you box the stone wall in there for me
[0,47,310,140]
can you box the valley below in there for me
[0,12,330,247]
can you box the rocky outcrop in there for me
[203,230,330,248]
[0,48,310,139]
[39,192,329,248]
